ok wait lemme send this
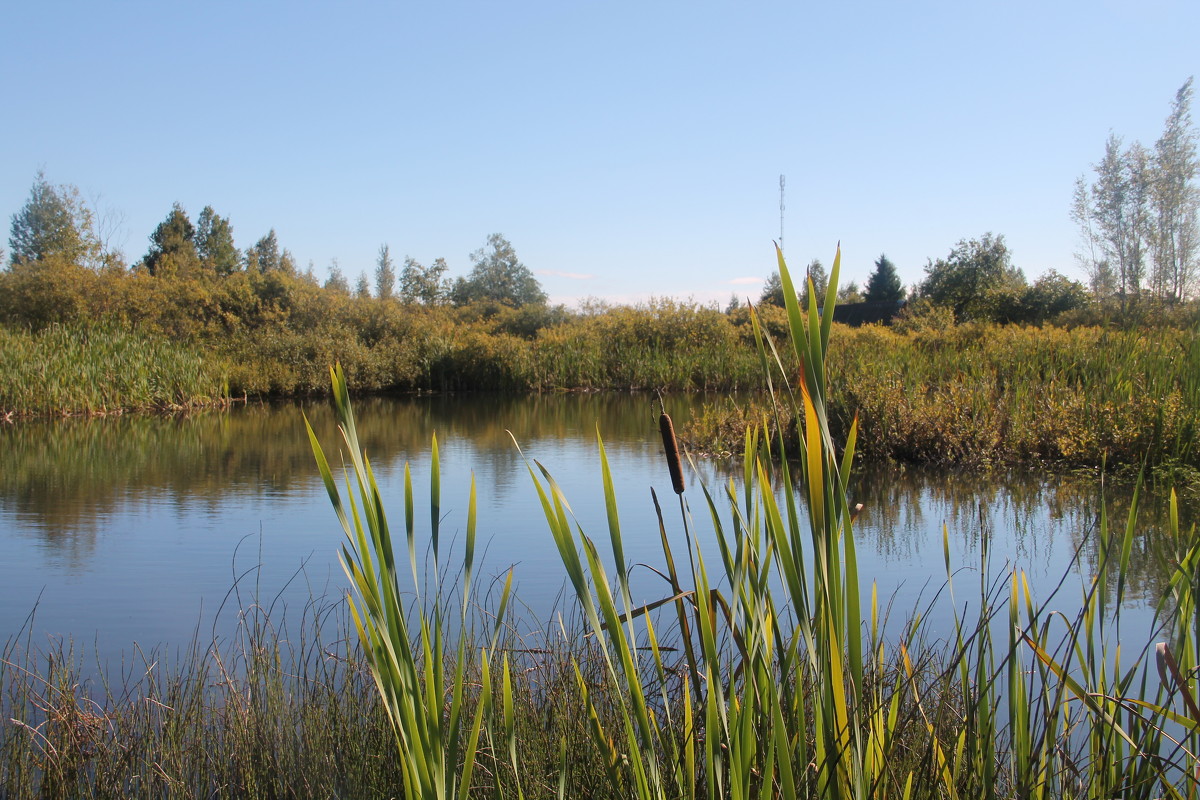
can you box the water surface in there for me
[0,393,1178,664]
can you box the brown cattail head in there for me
[659,413,685,495]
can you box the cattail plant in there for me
[659,412,686,495]
[306,364,512,800]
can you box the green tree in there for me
[1019,271,1089,323]
[325,259,349,294]
[400,256,449,305]
[799,259,828,307]
[920,233,1026,321]
[759,272,787,307]
[196,206,240,276]
[451,233,546,307]
[1071,176,1116,297]
[864,253,904,303]
[142,203,200,277]
[375,243,396,301]
[1073,79,1199,303]
[837,281,863,304]
[246,229,295,273]
[302,260,320,286]
[355,272,371,298]
[1072,135,1151,302]
[8,171,102,268]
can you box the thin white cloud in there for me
[538,270,595,280]
[728,276,763,285]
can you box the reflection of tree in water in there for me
[0,392,704,553]
[848,464,1188,605]
[4,396,1189,603]
[355,392,699,506]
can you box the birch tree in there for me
[1151,77,1199,301]
[1074,78,1199,303]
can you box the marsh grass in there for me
[0,592,637,799]
[4,283,1197,478]
[0,323,227,418]
[689,321,1200,473]
[0,598,401,798]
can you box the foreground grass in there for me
[311,249,1200,799]
[0,602,626,799]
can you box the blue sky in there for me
[2,1,1197,306]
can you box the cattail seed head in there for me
[659,413,685,495]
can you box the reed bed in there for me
[0,324,227,418]
[0,596,623,798]
[0,600,399,798]
[689,320,1200,473]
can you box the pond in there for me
[0,392,1176,666]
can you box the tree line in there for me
[6,80,1197,332]
[6,177,547,310]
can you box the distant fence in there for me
[821,300,907,326]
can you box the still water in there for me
[0,393,1176,663]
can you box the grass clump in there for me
[0,323,227,418]
[1,602,402,798]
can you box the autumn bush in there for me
[691,320,1200,473]
[3,260,1198,474]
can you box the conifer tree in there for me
[142,203,200,277]
[196,206,240,276]
[325,259,349,294]
[864,254,904,303]
[375,243,396,300]
[246,230,281,272]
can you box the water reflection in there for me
[0,394,1188,657]
[849,464,1186,610]
[0,393,691,548]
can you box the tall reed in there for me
[296,246,1200,797]
[306,364,518,800]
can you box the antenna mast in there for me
[779,174,786,255]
